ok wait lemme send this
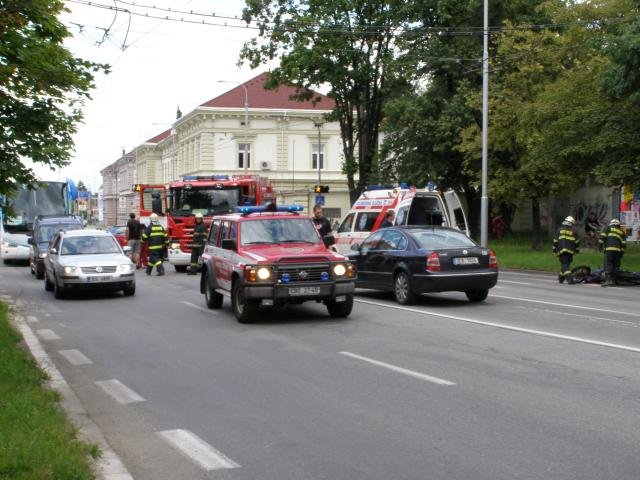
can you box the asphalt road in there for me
[2,262,640,480]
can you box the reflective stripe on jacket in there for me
[599,225,626,252]
[553,226,578,255]
[192,222,207,248]
[142,224,168,250]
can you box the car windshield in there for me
[241,218,320,245]
[171,187,241,216]
[411,230,476,249]
[61,236,121,255]
[37,224,81,243]
[108,226,126,235]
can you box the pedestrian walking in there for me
[141,213,168,276]
[125,212,142,268]
[380,210,396,228]
[552,216,579,284]
[599,218,626,287]
[188,213,207,275]
[312,204,332,238]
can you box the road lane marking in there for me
[36,329,60,341]
[95,379,146,404]
[182,300,219,314]
[492,294,640,317]
[26,315,39,323]
[59,349,93,366]
[340,351,456,386]
[157,429,240,471]
[499,280,532,285]
[355,298,640,354]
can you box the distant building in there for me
[100,151,137,226]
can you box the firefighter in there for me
[151,192,163,215]
[141,213,168,276]
[188,213,207,275]
[552,216,579,284]
[599,218,626,287]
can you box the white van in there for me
[334,185,469,255]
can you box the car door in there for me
[355,231,384,288]
[44,234,62,280]
[443,190,470,235]
[377,230,409,288]
[214,221,234,291]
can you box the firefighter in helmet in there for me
[552,216,579,284]
[599,218,626,287]
[188,213,207,275]
[141,213,168,276]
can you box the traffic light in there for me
[314,185,330,193]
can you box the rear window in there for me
[37,223,82,242]
[411,230,476,249]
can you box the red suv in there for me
[200,205,356,323]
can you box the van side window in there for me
[219,222,229,246]
[408,197,445,226]
[338,213,355,233]
[355,212,378,232]
[396,207,408,226]
[453,208,466,230]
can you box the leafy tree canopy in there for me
[0,0,108,197]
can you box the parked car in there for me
[43,229,136,298]
[1,230,31,264]
[107,225,128,248]
[200,205,356,323]
[348,226,498,304]
[29,216,83,279]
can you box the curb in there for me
[8,305,135,480]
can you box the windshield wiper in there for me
[243,241,275,245]
[279,239,316,243]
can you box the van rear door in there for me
[443,190,470,236]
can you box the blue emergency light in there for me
[235,205,304,215]
[365,184,396,191]
[182,175,230,181]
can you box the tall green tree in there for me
[240,0,411,202]
[0,0,107,196]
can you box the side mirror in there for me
[123,246,132,253]
[48,248,57,255]
[323,235,335,247]
[221,238,237,251]
[27,237,34,245]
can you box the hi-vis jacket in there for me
[599,225,626,252]
[553,226,579,255]
[142,224,168,251]
[191,222,207,248]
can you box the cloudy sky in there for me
[34,0,268,190]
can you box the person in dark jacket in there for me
[141,213,169,276]
[380,210,396,228]
[312,204,332,238]
[599,218,626,287]
[188,213,207,275]
[552,216,579,284]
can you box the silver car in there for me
[44,229,136,298]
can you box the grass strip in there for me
[0,302,98,480]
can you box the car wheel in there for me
[174,265,188,273]
[326,293,354,318]
[35,263,44,280]
[53,276,66,299]
[44,272,53,291]
[231,281,258,323]
[394,271,416,305]
[123,284,136,296]
[30,261,35,275]
[465,289,489,302]
[204,272,223,309]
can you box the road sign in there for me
[315,195,325,206]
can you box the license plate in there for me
[86,275,112,283]
[289,286,321,296]
[453,257,478,266]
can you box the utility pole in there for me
[314,121,323,185]
[480,0,490,247]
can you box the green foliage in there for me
[0,0,108,196]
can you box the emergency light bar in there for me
[235,205,304,215]
[365,184,395,191]
[182,175,230,181]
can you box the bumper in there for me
[244,281,355,301]
[168,249,190,266]
[411,271,498,293]
[2,247,30,261]
[60,273,136,290]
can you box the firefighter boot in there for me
[558,273,564,284]
[188,265,197,275]
[601,273,612,287]
[157,264,165,276]
[146,265,152,276]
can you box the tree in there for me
[0,1,107,197]
[240,0,411,202]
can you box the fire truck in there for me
[132,175,276,271]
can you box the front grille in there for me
[276,263,331,283]
[80,266,117,274]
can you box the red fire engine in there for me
[133,175,276,271]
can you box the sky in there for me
[33,0,268,191]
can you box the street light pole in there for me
[315,121,322,185]
[480,0,490,247]
[218,80,249,173]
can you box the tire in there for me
[204,272,223,309]
[231,281,258,323]
[53,276,66,299]
[44,272,53,291]
[465,289,489,303]
[174,265,188,273]
[326,293,354,318]
[30,261,35,275]
[35,263,44,280]
[123,284,136,296]
[394,271,416,305]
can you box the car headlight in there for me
[64,266,80,275]
[246,266,272,282]
[171,242,180,249]
[257,267,271,280]
[39,252,47,258]
[117,264,134,273]
[333,264,347,276]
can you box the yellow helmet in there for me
[150,213,159,223]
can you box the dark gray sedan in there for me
[348,226,498,304]
[43,229,136,298]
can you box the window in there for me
[208,220,220,245]
[312,143,324,170]
[338,213,355,233]
[238,143,251,169]
[380,230,407,251]
[360,231,383,252]
[354,212,379,233]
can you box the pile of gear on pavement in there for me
[553,216,635,287]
